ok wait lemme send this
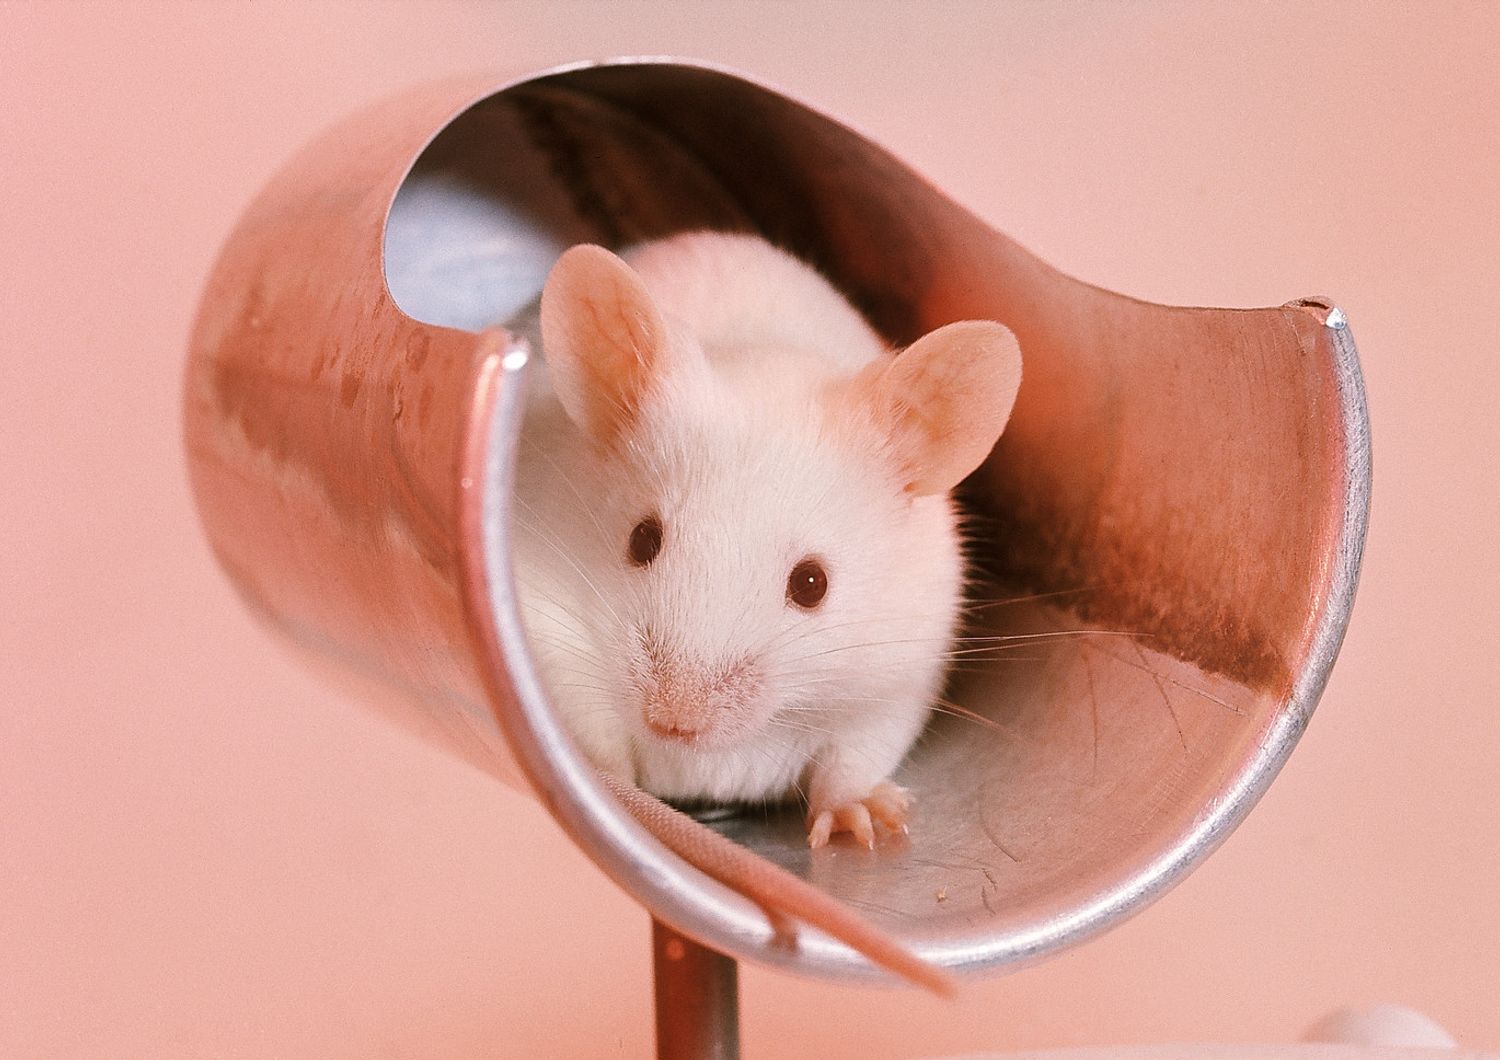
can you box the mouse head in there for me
[539,243,1022,755]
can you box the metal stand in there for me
[652,919,740,1060]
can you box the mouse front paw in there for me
[806,781,911,850]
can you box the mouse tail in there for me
[600,774,959,998]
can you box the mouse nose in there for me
[642,685,716,743]
[644,716,706,743]
[637,639,762,742]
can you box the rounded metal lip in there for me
[457,302,1370,983]
[401,60,1376,983]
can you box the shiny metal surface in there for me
[653,919,740,1060]
[185,59,1370,985]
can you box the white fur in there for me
[511,232,966,806]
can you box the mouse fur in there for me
[511,230,1021,848]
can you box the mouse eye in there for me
[627,515,664,567]
[786,558,828,609]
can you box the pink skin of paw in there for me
[807,781,912,849]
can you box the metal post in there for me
[652,918,740,1060]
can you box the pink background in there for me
[3,3,1497,1056]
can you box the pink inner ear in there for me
[876,320,1023,496]
[540,244,667,446]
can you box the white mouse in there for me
[507,231,1020,992]
[512,230,1021,846]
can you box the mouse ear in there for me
[540,244,669,446]
[863,320,1023,496]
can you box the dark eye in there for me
[627,515,664,567]
[786,558,828,609]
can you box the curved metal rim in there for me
[436,59,1373,983]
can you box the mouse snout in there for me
[635,634,762,744]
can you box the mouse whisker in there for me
[783,694,1015,738]
[512,500,627,630]
[517,438,613,542]
[780,629,1139,665]
[959,585,1110,610]
[521,628,606,673]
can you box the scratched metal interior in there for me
[387,64,1364,974]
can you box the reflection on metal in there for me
[184,59,1370,995]
[654,918,740,1060]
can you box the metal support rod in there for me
[653,918,740,1060]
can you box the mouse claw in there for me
[808,809,835,849]
[847,803,876,849]
[864,781,912,833]
[806,782,912,849]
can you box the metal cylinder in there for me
[654,919,740,1060]
[183,59,1369,984]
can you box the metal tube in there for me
[186,61,1370,988]
[653,919,740,1060]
